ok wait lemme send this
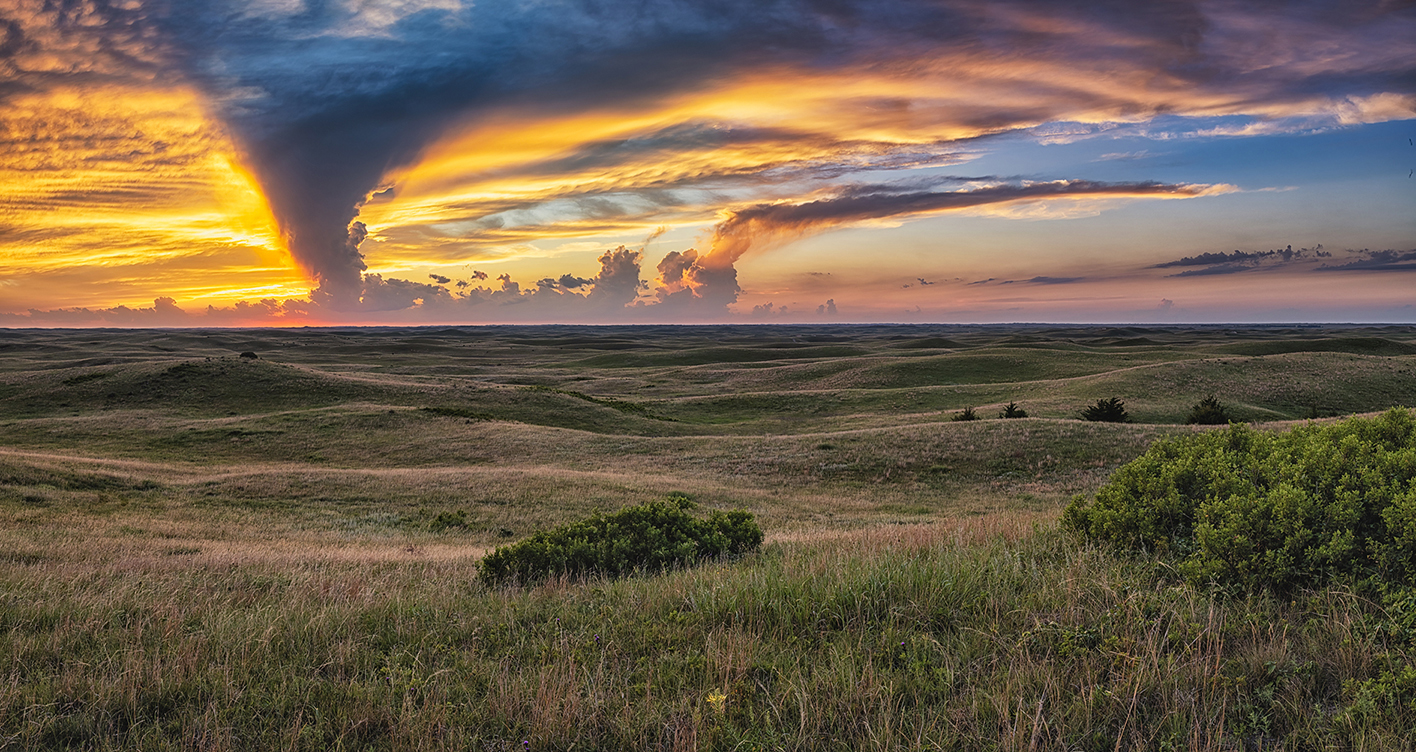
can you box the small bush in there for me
[430,510,469,532]
[1186,395,1232,425]
[952,406,979,422]
[1063,408,1416,592]
[1080,397,1129,423]
[479,495,763,585]
[999,402,1028,419]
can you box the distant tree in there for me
[952,406,979,421]
[1081,397,1129,423]
[1186,395,1232,425]
[999,402,1028,419]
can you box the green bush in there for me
[952,406,979,421]
[1186,394,1233,425]
[1063,408,1416,592]
[430,509,469,532]
[999,402,1028,419]
[479,495,763,585]
[1080,397,1129,422]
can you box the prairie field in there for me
[3,323,1416,750]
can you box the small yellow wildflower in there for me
[706,691,727,712]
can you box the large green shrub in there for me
[1063,408,1416,592]
[479,496,763,585]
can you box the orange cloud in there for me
[0,84,300,310]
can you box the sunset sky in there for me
[2,0,1414,326]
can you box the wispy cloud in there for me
[999,276,1085,285]
[704,179,1230,266]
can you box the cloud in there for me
[4,0,1415,320]
[1315,249,1416,272]
[1000,276,1085,285]
[1094,150,1156,162]
[1154,244,1332,276]
[704,179,1228,265]
[1145,245,1416,279]
[539,274,591,290]
[588,246,647,306]
[10,238,1416,326]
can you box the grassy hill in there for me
[3,323,1416,749]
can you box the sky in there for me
[1,0,1414,326]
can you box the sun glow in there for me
[0,84,301,310]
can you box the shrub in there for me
[479,495,763,585]
[999,402,1028,419]
[1063,408,1416,592]
[1186,395,1232,425]
[430,509,469,532]
[1080,397,1129,423]
[952,406,979,422]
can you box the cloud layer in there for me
[2,0,1414,322]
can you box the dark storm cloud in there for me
[145,0,910,300]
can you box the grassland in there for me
[3,323,1416,750]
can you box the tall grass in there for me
[4,513,1412,750]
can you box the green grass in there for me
[4,518,1415,750]
[4,323,1416,749]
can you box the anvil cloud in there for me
[1,0,1414,324]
